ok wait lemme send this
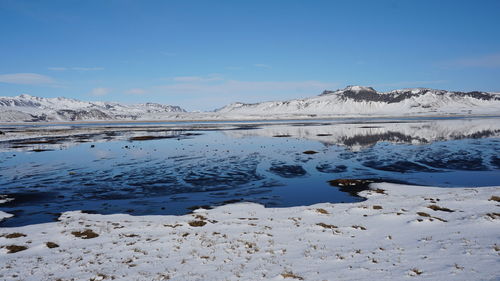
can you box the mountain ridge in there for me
[0,94,186,122]
[1,86,500,122]
[215,86,500,116]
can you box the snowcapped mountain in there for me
[215,86,500,118]
[1,86,500,122]
[0,94,186,122]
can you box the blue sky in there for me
[1,0,500,110]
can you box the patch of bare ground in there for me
[71,229,99,239]
[272,134,291,138]
[302,150,318,155]
[188,220,206,227]
[427,205,454,212]
[164,223,182,228]
[485,213,500,220]
[489,195,500,202]
[90,273,108,281]
[417,212,447,222]
[46,242,59,248]
[2,233,27,239]
[281,272,304,280]
[4,245,28,253]
[373,188,386,194]
[417,212,430,217]
[372,205,383,210]
[315,208,329,214]
[351,225,367,230]
[410,268,423,276]
[316,223,337,229]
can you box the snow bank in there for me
[0,183,499,280]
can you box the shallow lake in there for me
[1,117,499,226]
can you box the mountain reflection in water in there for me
[0,117,499,226]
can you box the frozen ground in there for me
[0,183,499,281]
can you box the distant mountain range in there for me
[0,94,186,122]
[1,86,500,122]
[215,86,500,118]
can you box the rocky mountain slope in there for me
[0,94,186,122]
[215,86,500,118]
[1,86,500,122]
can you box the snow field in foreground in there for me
[0,183,499,281]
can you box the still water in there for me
[1,117,499,226]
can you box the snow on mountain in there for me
[1,86,500,122]
[215,86,500,118]
[0,94,186,122]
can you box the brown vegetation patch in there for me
[193,214,207,220]
[427,205,454,212]
[71,229,99,239]
[417,212,447,222]
[489,196,500,202]
[417,212,431,217]
[46,242,59,248]
[486,213,500,220]
[316,208,329,214]
[5,245,28,253]
[411,268,423,276]
[281,272,304,280]
[351,225,367,230]
[316,223,337,229]
[372,205,383,210]
[164,223,182,228]
[3,233,26,239]
[188,220,207,227]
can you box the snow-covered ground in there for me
[1,183,499,280]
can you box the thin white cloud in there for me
[441,53,500,68]
[48,66,104,71]
[0,73,56,85]
[125,88,147,95]
[89,87,111,96]
[172,74,224,83]
[155,78,338,110]
[72,67,104,71]
[159,79,337,97]
[254,64,271,69]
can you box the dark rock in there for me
[269,164,307,178]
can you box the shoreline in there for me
[1,113,500,126]
[1,183,499,280]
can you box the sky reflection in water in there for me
[0,117,499,226]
